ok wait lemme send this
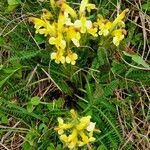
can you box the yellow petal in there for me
[66,56,71,64]
[70,109,78,119]
[51,52,57,60]
[49,37,56,45]
[74,20,82,28]
[79,0,88,15]
[86,20,92,29]
[86,122,95,131]
[72,38,80,47]
[60,134,68,142]
[62,3,77,18]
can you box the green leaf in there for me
[27,103,34,113]
[1,116,8,124]
[30,96,40,106]
[0,67,22,88]
[8,0,21,5]
[123,51,150,68]
[132,55,149,68]
[47,143,55,150]
[103,80,119,97]
[142,0,150,10]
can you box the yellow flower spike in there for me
[55,109,99,149]
[66,50,78,65]
[41,9,52,20]
[112,29,126,46]
[112,9,129,29]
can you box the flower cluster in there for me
[29,0,128,65]
[55,109,100,149]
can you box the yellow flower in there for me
[87,26,98,37]
[60,134,68,143]
[41,9,52,20]
[65,27,81,47]
[29,17,45,31]
[74,16,92,33]
[29,17,56,37]
[112,29,126,46]
[79,131,89,144]
[76,116,91,130]
[112,9,129,29]
[61,2,77,18]
[49,34,66,50]
[67,129,78,149]
[66,50,78,65]
[51,51,66,64]
[86,3,96,13]
[70,109,78,119]
[55,109,99,149]
[98,20,112,36]
[55,117,73,134]
[79,0,96,15]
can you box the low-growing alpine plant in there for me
[55,109,100,149]
[29,0,128,65]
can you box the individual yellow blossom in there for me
[60,134,68,143]
[98,20,112,36]
[61,2,77,18]
[55,117,73,134]
[70,109,78,119]
[55,109,99,149]
[65,27,81,47]
[74,16,92,33]
[29,17,56,37]
[86,3,96,13]
[49,34,66,50]
[29,17,46,31]
[79,0,96,15]
[41,9,52,20]
[38,21,56,36]
[112,29,126,46]
[111,9,129,29]
[67,128,78,149]
[51,51,66,64]
[66,50,78,65]
[79,0,88,15]
[88,26,98,37]
[76,116,91,130]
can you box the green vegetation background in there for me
[0,0,150,149]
